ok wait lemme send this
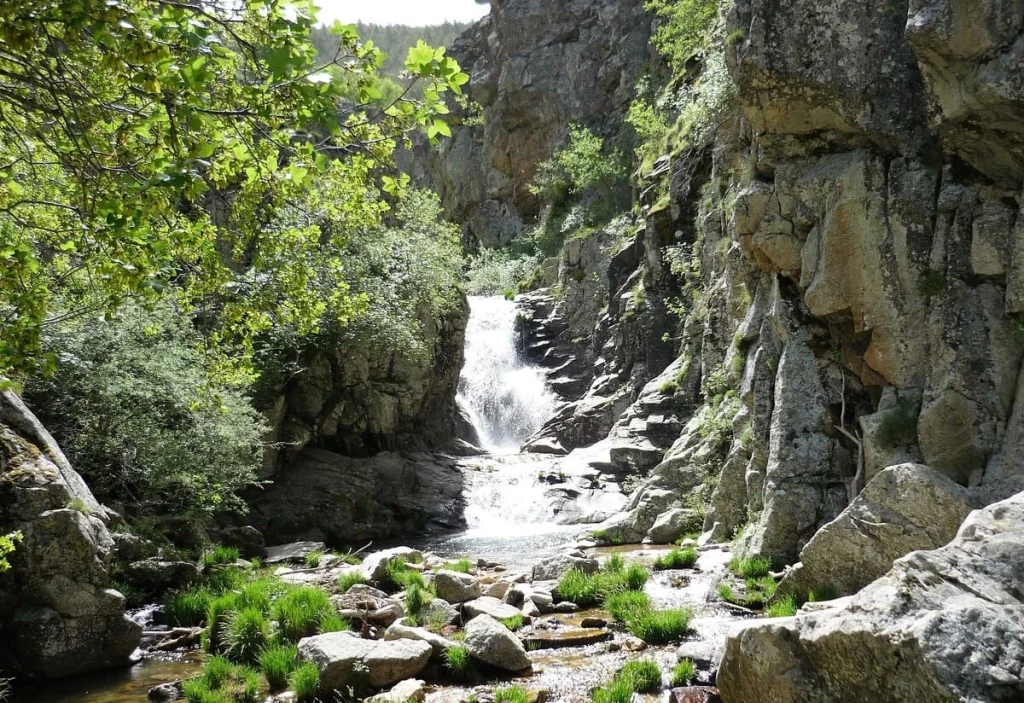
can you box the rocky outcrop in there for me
[297,633,432,690]
[402,0,654,248]
[778,463,974,598]
[0,390,140,679]
[247,450,465,544]
[718,491,1024,703]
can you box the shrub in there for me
[272,587,336,643]
[259,644,297,692]
[671,659,696,686]
[646,0,719,70]
[288,662,320,703]
[165,587,214,627]
[626,607,693,644]
[465,249,542,297]
[444,644,477,681]
[225,607,271,664]
[23,301,266,522]
[765,595,799,618]
[500,614,525,631]
[337,571,368,593]
[605,590,652,623]
[618,659,661,693]
[494,686,530,703]
[654,548,698,570]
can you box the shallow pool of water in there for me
[11,654,203,703]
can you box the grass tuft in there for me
[337,570,368,593]
[258,643,297,692]
[625,607,693,644]
[765,594,799,618]
[444,644,477,682]
[618,659,661,693]
[444,557,473,573]
[272,587,336,643]
[203,545,240,569]
[165,587,213,627]
[288,661,320,703]
[605,590,652,623]
[808,584,839,603]
[494,685,530,703]
[653,547,698,570]
[671,659,696,686]
[500,614,525,631]
[224,607,270,664]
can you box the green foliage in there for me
[205,546,241,569]
[444,644,477,682]
[730,556,771,580]
[494,686,530,703]
[272,587,338,644]
[671,659,697,686]
[627,98,672,171]
[625,607,693,644]
[385,558,428,592]
[465,249,543,297]
[765,595,799,618]
[717,583,736,603]
[184,657,259,703]
[646,0,720,70]
[876,396,921,448]
[618,659,662,693]
[557,563,650,608]
[225,608,271,665]
[623,564,650,591]
[530,125,627,203]
[591,675,636,703]
[500,614,525,631]
[654,548,698,570]
[603,554,625,574]
[288,661,321,703]
[337,571,368,593]
[259,644,297,692]
[303,550,324,569]
[24,302,266,520]
[311,21,471,78]
[0,1,467,380]
[165,587,215,628]
[742,576,777,607]
[404,583,432,622]
[557,568,600,607]
[0,532,21,573]
[444,558,473,574]
[605,590,653,623]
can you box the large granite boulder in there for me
[779,463,974,598]
[718,491,1024,702]
[433,569,481,604]
[0,389,141,679]
[464,615,531,672]
[297,632,432,690]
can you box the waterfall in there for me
[457,295,558,453]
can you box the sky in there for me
[315,0,490,26]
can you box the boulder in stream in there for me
[298,632,432,690]
[464,614,532,671]
[433,569,482,603]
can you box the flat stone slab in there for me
[463,596,524,621]
[522,628,611,650]
[265,541,326,564]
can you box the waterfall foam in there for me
[457,295,558,453]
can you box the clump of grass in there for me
[206,593,239,653]
[444,557,473,574]
[622,563,648,591]
[809,584,839,602]
[225,607,271,664]
[272,587,336,643]
[318,613,351,633]
[183,657,260,703]
[603,554,625,573]
[337,571,368,593]
[717,583,737,603]
[303,549,324,569]
[258,643,297,691]
[558,563,650,608]
[765,594,799,618]
[654,547,698,570]
[626,607,693,644]
[165,587,213,627]
[730,556,771,579]
[618,659,661,693]
[671,659,696,686]
[444,644,477,682]
[591,675,635,703]
[234,578,277,614]
[605,590,652,623]
[203,545,240,569]
[500,614,525,631]
[557,568,600,607]
[288,661,320,702]
[494,685,530,703]
[404,583,432,622]
[385,558,427,591]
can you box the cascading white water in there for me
[457,295,558,453]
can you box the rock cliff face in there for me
[0,390,140,679]
[402,0,655,248]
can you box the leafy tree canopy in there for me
[0,0,467,382]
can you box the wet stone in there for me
[522,628,612,649]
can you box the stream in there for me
[17,296,741,702]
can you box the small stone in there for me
[580,617,607,629]
[148,682,182,702]
[606,641,622,652]
[669,687,722,703]
[366,678,426,703]
[623,637,647,652]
